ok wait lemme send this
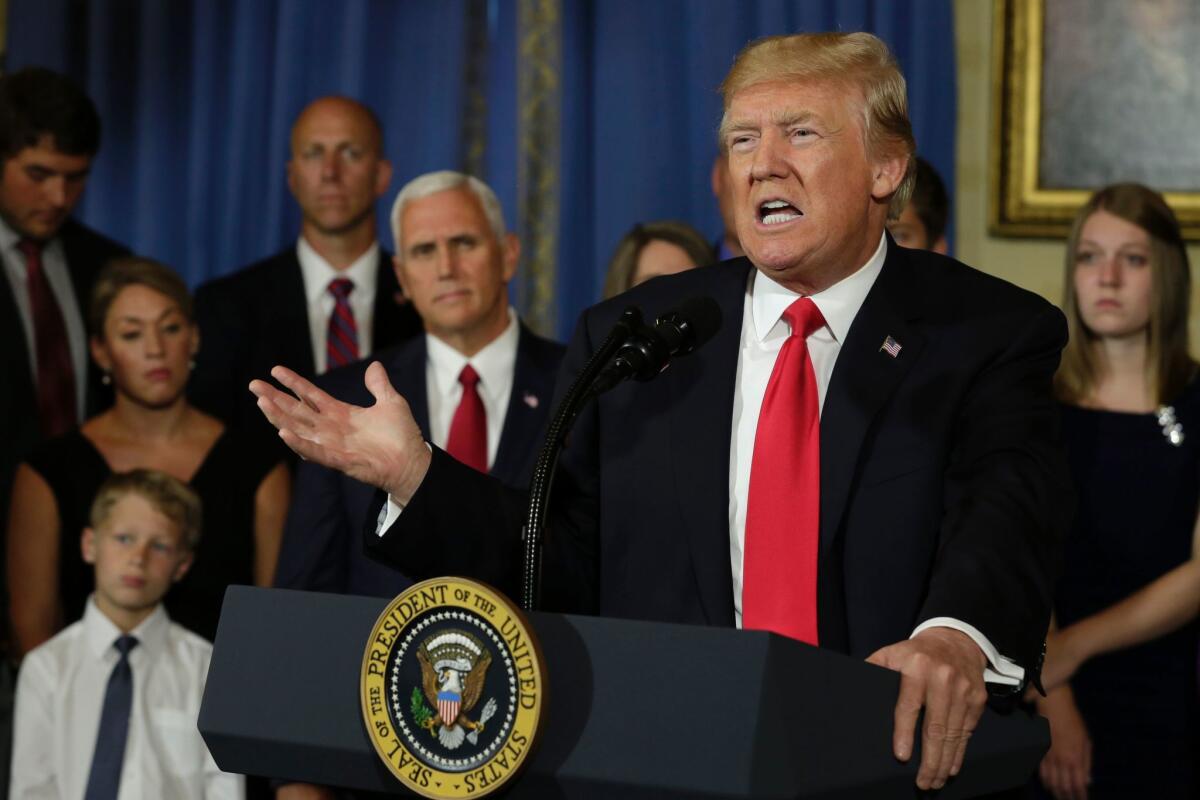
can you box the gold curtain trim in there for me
[517,0,562,336]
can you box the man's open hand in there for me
[867,627,989,791]
[250,362,431,502]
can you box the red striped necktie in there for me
[326,278,359,369]
[742,297,826,645]
[16,238,77,436]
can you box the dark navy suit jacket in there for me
[370,243,1071,677]
[274,325,564,597]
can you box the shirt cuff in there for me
[374,442,431,537]
[911,617,1024,687]
[376,497,404,536]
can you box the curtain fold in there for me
[6,0,955,339]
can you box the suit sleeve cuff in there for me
[374,443,433,536]
[912,617,1024,687]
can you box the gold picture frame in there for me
[990,0,1200,239]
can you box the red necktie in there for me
[17,238,77,436]
[445,364,488,473]
[326,278,358,369]
[742,297,826,645]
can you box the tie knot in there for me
[328,277,354,299]
[782,297,825,340]
[459,364,480,390]
[16,238,43,261]
[114,635,138,658]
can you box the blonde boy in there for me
[10,469,243,799]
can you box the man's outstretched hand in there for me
[867,627,990,791]
[249,362,431,503]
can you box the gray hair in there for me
[389,171,508,257]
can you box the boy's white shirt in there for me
[9,596,245,800]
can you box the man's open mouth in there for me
[759,199,802,225]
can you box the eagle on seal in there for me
[417,645,492,749]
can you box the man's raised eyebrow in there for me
[718,117,759,141]
[771,109,820,128]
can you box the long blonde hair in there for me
[1054,183,1194,405]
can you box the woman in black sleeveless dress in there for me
[6,257,289,650]
[1036,184,1200,798]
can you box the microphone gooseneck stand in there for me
[519,307,643,610]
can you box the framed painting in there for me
[990,0,1200,238]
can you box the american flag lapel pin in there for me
[523,391,539,409]
[880,335,902,358]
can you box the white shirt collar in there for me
[295,236,380,305]
[82,595,170,660]
[426,308,520,404]
[0,214,23,250]
[750,232,888,343]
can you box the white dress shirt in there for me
[0,216,89,419]
[10,598,245,800]
[295,236,379,374]
[424,308,520,470]
[728,233,1021,685]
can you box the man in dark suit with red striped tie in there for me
[190,96,421,437]
[0,68,130,516]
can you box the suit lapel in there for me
[48,220,114,415]
[384,336,431,437]
[669,260,752,627]
[0,268,36,404]
[58,221,92,311]
[491,326,553,486]
[818,244,926,556]
[370,250,420,347]
[275,250,316,377]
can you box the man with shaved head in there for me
[190,96,421,435]
[254,34,1068,792]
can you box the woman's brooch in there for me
[1157,405,1185,446]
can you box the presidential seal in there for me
[361,578,546,798]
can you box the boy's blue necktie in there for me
[83,635,138,800]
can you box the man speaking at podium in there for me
[253,33,1068,792]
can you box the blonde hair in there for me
[718,32,916,217]
[602,220,716,299]
[89,468,203,551]
[1054,183,1194,405]
[89,256,193,337]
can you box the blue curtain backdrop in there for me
[5,0,955,341]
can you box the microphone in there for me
[519,294,722,609]
[589,295,722,396]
